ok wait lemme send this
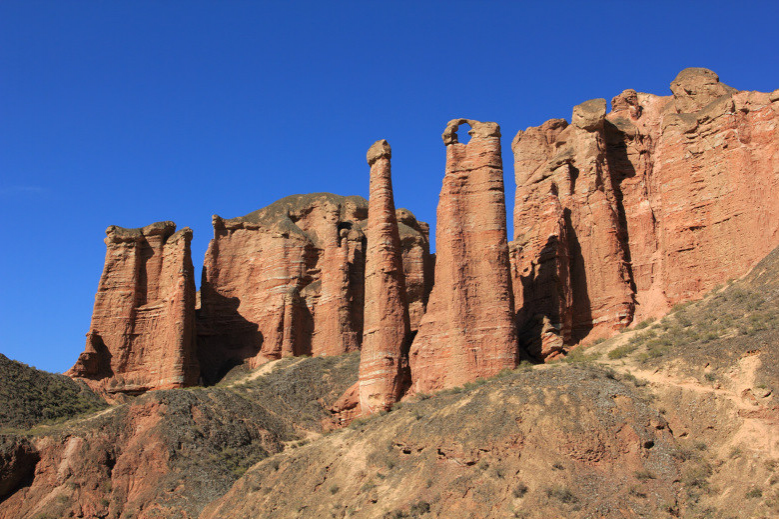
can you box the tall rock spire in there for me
[358,139,411,413]
[408,119,518,393]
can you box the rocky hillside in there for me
[201,246,779,519]
[3,68,778,518]
[0,354,359,518]
[1,246,777,517]
[0,354,106,431]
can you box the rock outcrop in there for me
[67,222,199,393]
[512,68,779,358]
[512,100,635,354]
[358,140,411,414]
[396,208,433,331]
[197,194,431,384]
[408,119,517,393]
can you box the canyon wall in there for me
[408,119,518,393]
[512,68,779,359]
[67,222,199,393]
[196,193,431,384]
[66,68,779,391]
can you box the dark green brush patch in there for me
[0,354,107,431]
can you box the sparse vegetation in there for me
[545,486,577,504]
[0,353,107,431]
[608,344,637,359]
[635,469,656,481]
[513,483,529,498]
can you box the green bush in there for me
[608,345,637,359]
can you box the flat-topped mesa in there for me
[408,119,518,393]
[358,140,411,414]
[197,193,431,384]
[67,222,199,394]
[511,68,779,358]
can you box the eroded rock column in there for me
[408,119,517,393]
[358,140,411,413]
[67,222,199,393]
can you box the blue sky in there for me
[2,1,778,373]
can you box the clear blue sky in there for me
[2,1,778,373]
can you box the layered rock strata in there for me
[67,222,199,393]
[197,194,431,384]
[357,140,411,414]
[408,119,518,393]
[512,68,779,358]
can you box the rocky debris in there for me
[67,222,199,393]
[0,354,359,519]
[409,119,517,393]
[357,140,411,414]
[512,68,779,357]
[197,193,431,384]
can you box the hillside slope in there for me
[0,354,359,518]
[0,354,106,431]
[201,246,779,519]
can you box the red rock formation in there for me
[408,119,517,393]
[197,194,430,383]
[396,208,433,331]
[512,68,779,357]
[67,222,199,393]
[510,189,572,360]
[358,140,411,414]
[512,100,635,353]
[606,68,779,319]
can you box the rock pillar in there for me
[358,140,411,413]
[408,119,518,393]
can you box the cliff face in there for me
[512,68,779,359]
[197,194,431,384]
[67,222,199,393]
[408,119,518,393]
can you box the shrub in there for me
[635,470,655,480]
[513,483,528,498]
[545,486,577,504]
[608,345,636,359]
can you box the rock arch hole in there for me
[457,122,472,144]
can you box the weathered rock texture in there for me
[512,68,779,358]
[409,119,517,393]
[67,222,199,393]
[358,140,411,414]
[197,194,431,384]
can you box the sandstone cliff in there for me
[197,194,431,384]
[512,68,779,359]
[409,119,518,393]
[67,222,200,393]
